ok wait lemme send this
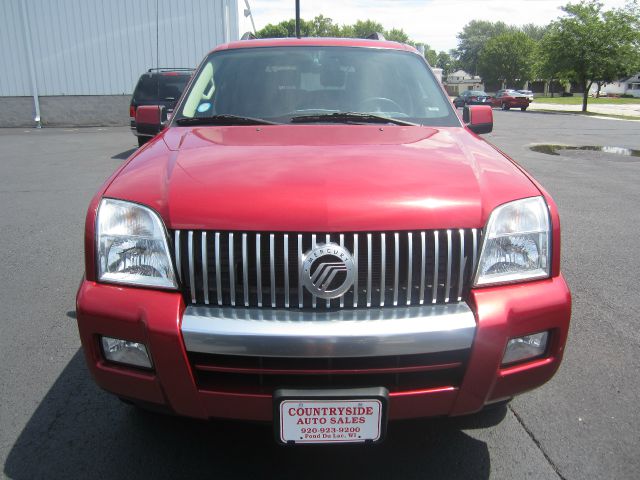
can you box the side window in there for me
[133,75,158,102]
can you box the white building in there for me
[444,70,484,96]
[603,73,640,97]
[0,0,239,127]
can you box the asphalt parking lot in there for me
[1,111,639,479]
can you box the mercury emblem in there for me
[302,243,356,299]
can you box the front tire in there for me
[502,104,510,111]
[137,137,148,148]
[521,107,528,111]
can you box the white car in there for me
[517,90,534,101]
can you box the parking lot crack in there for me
[510,405,567,480]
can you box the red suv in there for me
[77,38,570,445]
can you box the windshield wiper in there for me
[290,112,418,126]
[176,114,279,126]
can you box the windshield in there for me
[175,46,458,126]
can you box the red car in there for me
[76,37,570,445]
[492,89,531,111]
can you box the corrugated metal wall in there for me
[0,0,238,96]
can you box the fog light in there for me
[502,331,549,366]
[101,336,152,369]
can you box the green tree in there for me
[351,20,385,38]
[424,46,438,66]
[257,19,310,38]
[455,20,514,74]
[435,51,458,76]
[478,31,536,88]
[540,1,640,111]
[521,23,549,41]
[310,14,341,36]
[385,28,410,43]
[256,17,413,43]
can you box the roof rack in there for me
[147,68,194,73]
[366,32,386,41]
[241,31,257,40]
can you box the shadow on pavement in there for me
[4,351,500,479]
[111,148,137,160]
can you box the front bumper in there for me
[76,275,570,421]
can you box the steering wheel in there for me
[359,97,403,112]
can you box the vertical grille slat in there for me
[472,228,478,277]
[393,232,400,306]
[215,232,222,306]
[188,231,196,304]
[432,231,439,304]
[353,233,359,308]
[457,229,465,302]
[202,232,209,305]
[366,233,372,307]
[407,232,413,306]
[174,231,182,282]
[311,234,317,309]
[228,233,236,307]
[380,233,386,307]
[256,234,262,307]
[297,234,303,309]
[445,229,452,303]
[419,232,426,305]
[284,234,290,308]
[242,233,249,307]
[175,229,479,310]
[325,234,331,308]
[339,234,345,308]
[270,234,276,308]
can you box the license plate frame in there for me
[274,387,389,445]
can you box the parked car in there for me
[453,90,492,108]
[130,68,193,146]
[77,37,571,445]
[492,90,531,111]
[517,90,534,101]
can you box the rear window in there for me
[176,46,459,127]
[133,74,191,102]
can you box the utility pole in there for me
[295,0,301,38]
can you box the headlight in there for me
[474,196,550,286]
[96,198,177,288]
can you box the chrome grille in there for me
[173,230,480,309]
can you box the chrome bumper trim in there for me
[181,304,476,358]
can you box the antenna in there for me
[295,0,301,38]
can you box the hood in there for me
[105,125,540,231]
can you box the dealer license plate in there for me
[278,398,384,444]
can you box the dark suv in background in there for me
[453,90,492,108]
[130,68,193,146]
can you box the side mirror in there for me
[463,105,493,134]
[135,105,167,137]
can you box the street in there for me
[1,111,639,479]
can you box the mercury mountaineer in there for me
[76,36,571,445]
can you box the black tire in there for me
[521,107,527,111]
[137,137,148,148]
[501,104,510,111]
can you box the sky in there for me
[238,0,630,52]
